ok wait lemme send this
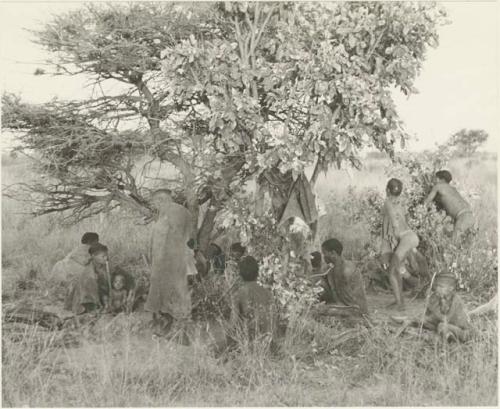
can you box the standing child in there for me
[424,170,474,242]
[381,178,419,311]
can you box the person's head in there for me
[230,242,246,261]
[321,239,343,265]
[238,255,259,282]
[112,273,125,291]
[435,170,452,184]
[310,251,322,269]
[89,243,108,265]
[187,238,197,250]
[386,178,403,197]
[81,232,99,245]
[150,188,173,213]
[434,273,457,314]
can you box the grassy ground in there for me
[2,153,498,406]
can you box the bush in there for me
[216,193,322,319]
[342,149,497,297]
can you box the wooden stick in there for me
[105,260,112,301]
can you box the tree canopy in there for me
[443,128,489,157]
[2,2,447,251]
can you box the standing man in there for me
[145,189,194,337]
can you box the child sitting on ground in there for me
[108,272,132,314]
[230,256,276,341]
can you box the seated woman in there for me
[65,243,105,315]
[51,232,99,283]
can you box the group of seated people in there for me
[51,168,475,344]
[52,232,136,317]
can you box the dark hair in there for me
[321,238,343,256]
[238,255,259,282]
[434,272,457,290]
[153,188,172,196]
[209,243,222,256]
[386,178,403,196]
[111,267,135,291]
[436,170,452,183]
[89,243,108,255]
[81,232,99,245]
[230,242,246,255]
[113,272,125,281]
[310,251,322,268]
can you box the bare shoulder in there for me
[344,260,361,279]
[436,183,455,195]
[451,294,468,314]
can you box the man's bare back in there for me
[425,182,471,220]
[328,259,368,314]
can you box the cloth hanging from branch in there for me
[256,168,318,228]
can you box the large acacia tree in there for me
[2,2,447,252]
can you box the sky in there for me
[0,1,498,152]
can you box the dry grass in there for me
[2,153,498,406]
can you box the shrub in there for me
[343,148,497,297]
[217,193,322,319]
